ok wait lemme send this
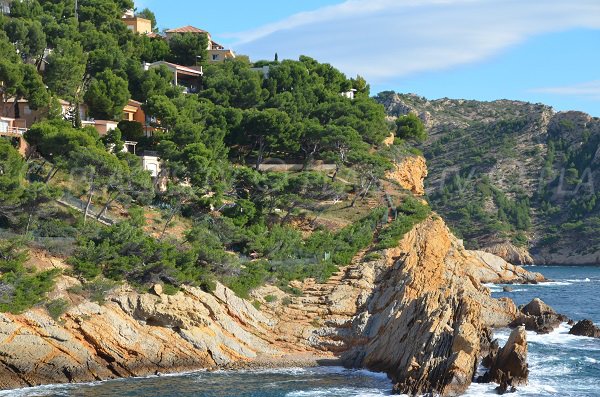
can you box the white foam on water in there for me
[537,281,573,286]
[285,387,388,397]
[565,278,593,283]
[584,357,598,364]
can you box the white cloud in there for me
[530,81,600,100]
[229,0,600,82]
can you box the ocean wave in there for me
[564,278,593,283]
[537,281,573,286]
[285,387,388,397]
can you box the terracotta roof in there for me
[165,25,209,34]
[146,32,162,39]
[211,40,225,50]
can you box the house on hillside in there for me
[122,15,152,34]
[0,117,28,155]
[0,0,10,15]
[165,25,235,63]
[144,61,203,94]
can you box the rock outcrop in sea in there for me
[569,320,600,338]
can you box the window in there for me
[212,54,219,61]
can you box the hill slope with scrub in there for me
[377,91,600,265]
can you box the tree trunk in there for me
[83,179,95,225]
[159,207,177,240]
[25,210,34,234]
[14,99,20,119]
[331,163,340,182]
[360,179,374,201]
[255,140,265,171]
[281,202,297,225]
[96,192,120,220]
[44,165,58,183]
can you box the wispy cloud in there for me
[530,81,600,100]
[229,0,600,82]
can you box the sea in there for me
[1,266,599,397]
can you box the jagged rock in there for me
[467,251,544,284]
[521,298,554,316]
[483,243,534,266]
[0,215,543,394]
[569,320,600,338]
[151,283,163,296]
[503,286,513,292]
[509,298,568,334]
[482,326,529,394]
[385,155,428,196]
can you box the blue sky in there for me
[138,0,600,116]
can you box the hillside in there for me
[377,91,600,265]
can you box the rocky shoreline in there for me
[0,213,555,395]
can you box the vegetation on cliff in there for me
[0,0,428,313]
[377,91,600,263]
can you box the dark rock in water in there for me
[509,298,568,334]
[503,286,514,293]
[480,326,529,395]
[569,320,600,338]
[521,298,554,316]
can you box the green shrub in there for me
[0,239,59,314]
[117,121,144,141]
[68,279,117,305]
[264,294,277,303]
[162,284,180,296]
[225,260,270,299]
[377,197,431,249]
[363,252,383,262]
[46,298,70,320]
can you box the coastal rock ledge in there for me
[0,215,542,395]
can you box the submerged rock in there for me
[569,320,600,338]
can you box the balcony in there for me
[0,126,27,137]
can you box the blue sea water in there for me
[1,266,599,397]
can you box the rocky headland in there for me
[0,156,559,395]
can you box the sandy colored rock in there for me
[386,155,428,196]
[483,243,534,266]
[484,326,529,394]
[0,214,541,394]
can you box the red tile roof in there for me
[165,25,209,34]
[211,40,225,50]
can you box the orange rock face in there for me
[386,155,428,196]
[0,215,536,394]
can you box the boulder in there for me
[521,298,554,316]
[482,326,529,394]
[509,298,567,334]
[569,320,600,338]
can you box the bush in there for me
[377,197,431,249]
[0,239,59,314]
[264,294,277,303]
[67,279,117,305]
[225,260,270,299]
[46,298,70,320]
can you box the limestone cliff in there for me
[0,213,539,393]
[386,155,428,196]
[376,91,600,265]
